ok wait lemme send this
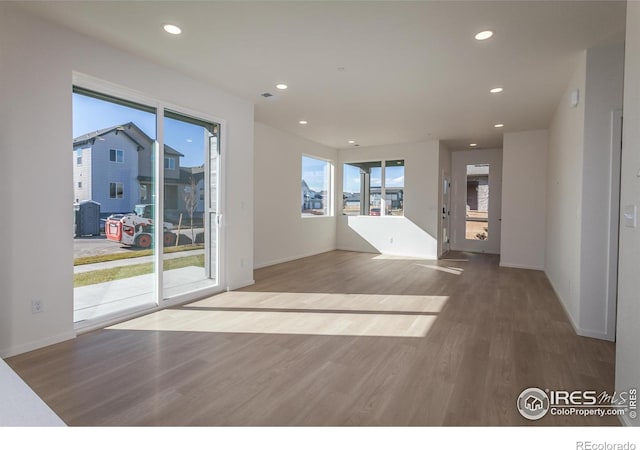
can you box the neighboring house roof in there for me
[73,121,184,157]
[179,166,205,184]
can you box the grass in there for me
[74,254,205,287]
[74,244,204,266]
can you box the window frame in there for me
[342,159,405,217]
[109,181,124,199]
[109,148,124,163]
[301,154,334,218]
[164,156,175,170]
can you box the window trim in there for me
[164,156,175,170]
[109,148,124,163]
[342,159,405,217]
[109,181,124,199]
[301,154,334,218]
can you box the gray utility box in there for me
[75,200,101,236]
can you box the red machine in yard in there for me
[105,204,175,248]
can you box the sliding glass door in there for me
[72,86,222,327]
[162,111,219,300]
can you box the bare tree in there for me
[184,176,198,245]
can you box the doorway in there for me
[72,85,223,327]
[451,148,503,254]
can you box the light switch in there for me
[623,205,637,228]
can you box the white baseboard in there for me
[544,272,615,342]
[254,248,336,270]
[335,246,378,254]
[499,261,544,271]
[0,330,76,359]
[226,279,255,291]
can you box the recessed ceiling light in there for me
[475,30,494,41]
[299,120,308,125]
[490,87,503,94]
[469,143,478,147]
[163,24,182,35]
[276,84,288,90]
[348,140,355,144]
[494,123,505,128]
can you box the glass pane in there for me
[385,160,404,216]
[369,163,382,215]
[301,156,330,216]
[72,89,157,325]
[465,164,490,240]
[162,111,219,299]
[342,161,382,215]
[342,163,362,215]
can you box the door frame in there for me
[450,148,503,254]
[72,72,227,329]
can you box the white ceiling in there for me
[18,1,626,150]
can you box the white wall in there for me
[500,130,548,270]
[0,5,254,357]
[254,122,337,268]
[579,42,625,341]
[450,148,503,254]
[545,42,625,342]
[336,140,440,259]
[616,1,640,427]
[545,52,586,331]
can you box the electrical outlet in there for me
[31,299,44,314]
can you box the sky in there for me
[342,163,404,194]
[73,93,208,167]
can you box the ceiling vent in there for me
[261,92,274,98]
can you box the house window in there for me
[301,155,333,217]
[140,184,148,201]
[384,160,405,216]
[76,155,82,165]
[164,157,175,170]
[109,182,124,199]
[78,181,82,189]
[109,148,124,163]
[343,160,405,216]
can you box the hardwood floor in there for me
[6,250,618,426]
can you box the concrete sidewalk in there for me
[74,266,218,324]
[74,249,204,273]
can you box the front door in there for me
[451,149,502,254]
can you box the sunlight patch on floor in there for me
[107,292,449,338]
[187,291,449,314]
[414,264,464,275]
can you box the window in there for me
[140,184,148,201]
[76,155,82,165]
[465,164,489,240]
[78,181,82,189]
[109,148,124,163]
[109,182,124,199]
[384,160,405,216]
[164,157,175,170]
[301,155,332,216]
[343,160,404,216]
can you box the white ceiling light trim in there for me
[163,24,182,35]
[474,30,494,41]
